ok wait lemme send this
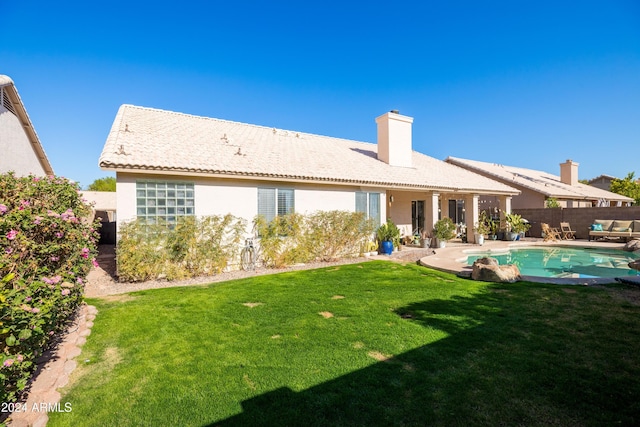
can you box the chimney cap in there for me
[390,109,399,114]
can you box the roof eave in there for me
[100,163,519,195]
[1,78,54,176]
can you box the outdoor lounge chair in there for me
[560,222,576,240]
[541,223,561,241]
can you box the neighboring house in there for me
[0,75,54,177]
[99,105,519,243]
[587,174,617,192]
[80,191,117,244]
[80,190,117,223]
[446,157,633,209]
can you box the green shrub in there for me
[116,215,246,282]
[306,211,375,261]
[0,173,99,404]
[253,213,307,268]
[254,211,375,267]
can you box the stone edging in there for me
[6,304,97,427]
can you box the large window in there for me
[258,188,294,222]
[356,192,381,227]
[136,181,194,224]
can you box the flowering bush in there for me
[0,172,99,404]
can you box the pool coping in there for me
[418,239,636,285]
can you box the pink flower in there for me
[76,278,83,284]
[55,232,64,238]
[34,216,43,225]
[19,200,30,210]
[6,230,17,240]
[50,256,59,261]
[5,247,13,255]
[32,307,40,314]
[0,204,7,214]
[42,275,62,285]
[61,289,70,296]
[33,177,40,182]
[16,355,23,362]
[92,258,99,268]
[81,247,90,258]
[3,359,14,368]
[25,296,32,302]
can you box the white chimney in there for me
[376,110,414,168]
[560,159,579,186]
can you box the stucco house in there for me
[99,105,519,243]
[587,174,617,192]
[446,157,633,209]
[0,75,54,177]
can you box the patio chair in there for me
[560,222,576,240]
[541,223,561,241]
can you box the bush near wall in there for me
[254,211,376,268]
[116,215,246,282]
[0,173,99,404]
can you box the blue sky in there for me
[2,1,639,188]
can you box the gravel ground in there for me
[85,245,434,298]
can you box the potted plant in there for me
[376,219,400,255]
[433,217,456,248]
[473,221,490,246]
[488,217,498,240]
[420,230,431,248]
[504,213,530,241]
[366,240,378,256]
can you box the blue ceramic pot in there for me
[380,240,394,255]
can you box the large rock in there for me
[471,257,521,283]
[629,259,640,272]
[623,239,640,252]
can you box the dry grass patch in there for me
[243,374,257,390]
[242,302,263,308]
[367,351,392,362]
[66,346,122,389]
[331,295,345,299]
[270,335,281,339]
[100,294,138,303]
[402,363,416,372]
[353,341,365,349]
[319,311,334,318]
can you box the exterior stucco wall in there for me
[511,186,546,209]
[0,108,46,176]
[115,172,387,237]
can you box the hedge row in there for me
[116,215,246,282]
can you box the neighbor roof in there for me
[99,105,519,195]
[446,157,633,202]
[0,75,54,176]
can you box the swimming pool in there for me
[465,247,640,278]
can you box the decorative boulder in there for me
[471,257,521,283]
[623,239,640,252]
[629,259,640,272]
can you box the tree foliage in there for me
[87,176,116,192]
[609,172,640,205]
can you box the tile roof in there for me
[0,75,54,176]
[446,157,633,202]
[99,105,519,195]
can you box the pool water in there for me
[466,247,640,278]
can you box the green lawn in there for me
[49,261,640,426]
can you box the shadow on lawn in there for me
[211,284,640,426]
